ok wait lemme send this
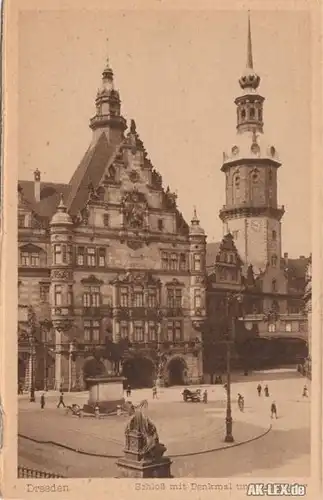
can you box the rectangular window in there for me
[170,253,178,271]
[285,323,292,332]
[174,321,182,341]
[161,252,169,270]
[120,287,129,308]
[158,219,164,231]
[98,248,106,267]
[83,320,101,344]
[83,292,91,307]
[148,322,157,341]
[120,321,129,339]
[62,245,67,263]
[134,322,144,342]
[194,289,201,309]
[268,323,276,333]
[84,322,91,343]
[77,247,85,266]
[193,254,201,271]
[167,321,174,342]
[54,285,62,306]
[30,253,40,266]
[91,286,100,307]
[167,288,175,308]
[103,214,110,227]
[148,289,157,308]
[40,284,50,303]
[54,245,62,265]
[175,289,182,308]
[18,215,25,228]
[67,245,73,265]
[21,252,29,266]
[87,247,96,267]
[67,285,73,306]
[179,253,187,271]
[92,320,100,343]
[133,289,144,307]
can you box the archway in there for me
[167,357,187,386]
[122,356,155,389]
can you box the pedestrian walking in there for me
[203,389,208,404]
[257,384,262,396]
[237,393,244,412]
[302,385,308,397]
[264,384,269,397]
[126,384,131,398]
[270,401,277,419]
[152,385,158,399]
[40,393,45,410]
[57,391,66,408]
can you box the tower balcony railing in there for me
[220,202,285,212]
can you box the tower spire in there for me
[247,11,253,69]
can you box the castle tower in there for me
[89,57,127,144]
[219,14,284,274]
[189,208,206,379]
[49,195,74,390]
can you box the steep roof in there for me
[18,180,70,220]
[206,241,221,269]
[66,132,117,216]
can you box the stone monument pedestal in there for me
[116,425,172,478]
[83,375,125,414]
[117,455,172,478]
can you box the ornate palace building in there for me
[203,18,309,380]
[18,59,206,391]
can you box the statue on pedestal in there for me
[125,410,166,461]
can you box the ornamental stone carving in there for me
[51,269,72,281]
[121,189,147,230]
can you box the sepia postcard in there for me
[0,0,322,498]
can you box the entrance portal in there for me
[167,357,187,386]
[122,356,155,389]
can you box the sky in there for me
[18,8,311,257]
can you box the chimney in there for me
[34,169,41,202]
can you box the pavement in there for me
[18,369,310,478]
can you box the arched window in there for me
[235,175,240,187]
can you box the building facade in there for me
[18,60,207,391]
[203,18,309,380]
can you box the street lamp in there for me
[224,291,243,443]
[29,335,36,402]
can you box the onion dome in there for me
[50,194,73,226]
[238,14,260,92]
[189,207,205,236]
